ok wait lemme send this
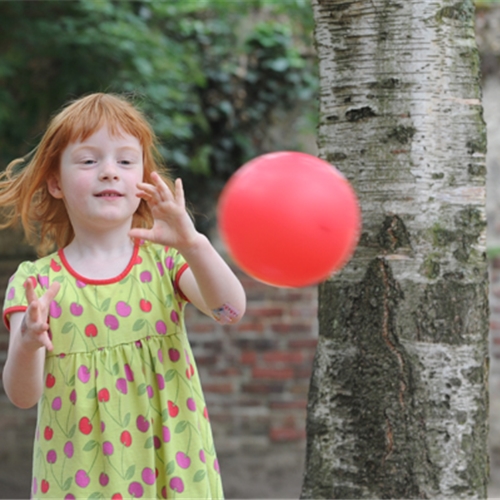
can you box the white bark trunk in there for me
[302,1,489,498]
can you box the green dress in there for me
[3,242,223,499]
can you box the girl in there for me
[1,93,246,499]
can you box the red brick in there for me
[269,400,307,410]
[288,339,318,349]
[240,351,257,365]
[263,351,304,364]
[236,322,264,333]
[252,368,294,380]
[203,383,234,394]
[209,367,241,377]
[246,307,284,318]
[269,427,306,442]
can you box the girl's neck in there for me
[62,228,137,280]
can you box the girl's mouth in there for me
[95,190,123,197]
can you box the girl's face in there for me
[48,124,144,236]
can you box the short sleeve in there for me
[162,246,190,302]
[3,260,41,330]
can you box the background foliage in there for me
[0,0,317,230]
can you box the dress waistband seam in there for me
[46,331,185,358]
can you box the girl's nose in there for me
[99,160,119,180]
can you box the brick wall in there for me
[188,268,318,452]
[0,240,318,478]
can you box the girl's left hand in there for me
[128,172,199,251]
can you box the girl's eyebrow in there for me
[71,144,142,154]
[116,146,142,154]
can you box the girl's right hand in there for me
[20,279,60,352]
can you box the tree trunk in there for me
[301,1,489,498]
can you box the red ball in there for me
[217,151,361,288]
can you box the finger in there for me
[27,301,41,325]
[129,227,156,242]
[38,331,53,352]
[174,178,186,206]
[38,282,60,315]
[136,182,156,196]
[151,172,174,202]
[136,182,164,205]
[44,281,61,303]
[24,278,38,305]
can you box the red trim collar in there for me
[58,243,140,285]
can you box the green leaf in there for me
[62,477,73,491]
[175,421,188,434]
[88,493,104,499]
[83,440,99,451]
[61,322,74,333]
[193,469,206,482]
[165,369,176,382]
[68,424,76,438]
[112,362,119,375]
[144,436,154,449]
[165,295,174,308]
[100,298,111,312]
[137,383,147,396]
[166,460,176,475]
[133,319,146,331]
[162,408,169,422]
[123,412,131,427]
[87,388,97,399]
[125,465,136,480]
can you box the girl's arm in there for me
[129,174,246,323]
[177,234,246,323]
[3,280,60,408]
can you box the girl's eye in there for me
[82,159,96,165]
[120,159,138,167]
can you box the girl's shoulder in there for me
[12,251,60,276]
[140,241,181,257]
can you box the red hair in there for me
[0,93,173,255]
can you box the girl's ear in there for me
[47,175,63,199]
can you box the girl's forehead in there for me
[69,123,142,148]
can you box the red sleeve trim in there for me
[3,306,27,331]
[175,263,190,302]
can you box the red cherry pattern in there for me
[45,373,56,388]
[84,323,98,337]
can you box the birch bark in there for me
[301,1,489,498]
